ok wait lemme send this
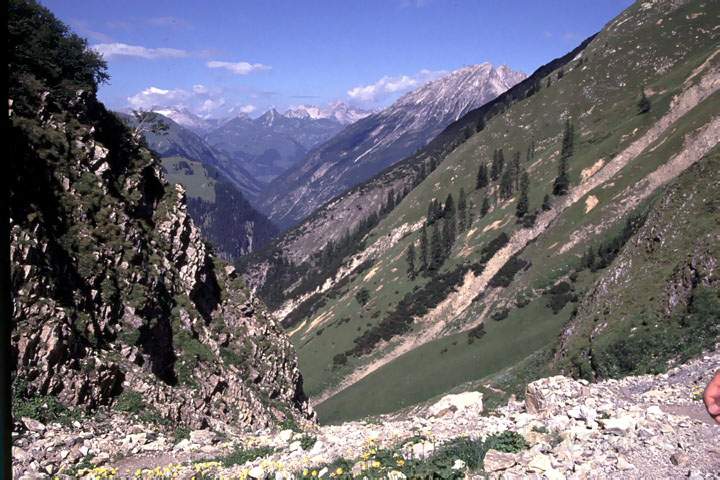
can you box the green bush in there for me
[299,434,317,451]
[488,256,530,288]
[546,281,576,314]
[13,394,79,425]
[279,417,301,433]
[221,445,275,467]
[114,390,145,414]
[484,431,529,454]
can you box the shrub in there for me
[488,256,529,288]
[299,434,317,451]
[491,309,509,321]
[114,390,145,414]
[279,417,301,433]
[484,431,529,453]
[467,324,486,344]
[221,445,275,467]
[13,392,79,425]
[355,288,371,306]
[332,353,348,367]
[546,281,575,314]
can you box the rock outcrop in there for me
[9,1,313,432]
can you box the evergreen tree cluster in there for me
[579,213,647,273]
[474,143,536,224]
[253,174,414,311]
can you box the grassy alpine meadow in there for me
[290,0,720,417]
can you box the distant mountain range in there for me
[119,112,277,259]
[285,101,374,125]
[260,63,527,229]
[149,103,371,184]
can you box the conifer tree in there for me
[500,165,514,199]
[385,189,396,212]
[637,88,651,114]
[553,119,573,196]
[513,151,521,190]
[419,224,428,271]
[526,139,535,163]
[406,243,417,279]
[481,196,491,217]
[443,193,456,252]
[442,216,453,257]
[430,221,443,271]
[476,163,489,190]
[542,193,552,211]
[490,148,505,181]
[458,188,468,232]
[516,170,530,218]
[582,245,596,271]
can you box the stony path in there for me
[12,351,720,479]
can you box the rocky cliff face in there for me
[10,76,313,430]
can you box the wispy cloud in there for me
[347,69,446,103]
[127,86,190,109]
[92,42,189,59]
[231,104,257,115]
[126,84,256,118]
[206,60,271,75]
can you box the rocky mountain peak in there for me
[284,102,372,125]
[260,62,526,228]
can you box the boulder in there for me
[21,418,46,433]
[428,391,483,417]
[599,416,636,435]
[483,449,518,472]
[189,429,218,445]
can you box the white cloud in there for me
[206,60,270,75]
[92,42,188,59]
[347,69,446,103]
[125,85,256,118]
[198,98,226,114]
[127,86,190,109]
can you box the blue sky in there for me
[43,0,634,117]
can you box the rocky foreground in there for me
[12,350,720,479]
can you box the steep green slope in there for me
[555,150,720,379]
[267,0,720,422]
